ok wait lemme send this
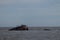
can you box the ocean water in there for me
[0,27,60,40]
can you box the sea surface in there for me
[0,27,60,40]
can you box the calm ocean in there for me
[0,27,60,40]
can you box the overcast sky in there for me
[0,0,60,27]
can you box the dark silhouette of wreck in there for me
[9,25,28,31]
[43,29,50,31]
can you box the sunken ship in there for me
[9,25,28,31]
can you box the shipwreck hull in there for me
[9,25,28,31]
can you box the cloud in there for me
[0,0,48,5]
[18,0,48,3]
[17,7,60,16]
[0,0,16,5]
[16,0,60,16]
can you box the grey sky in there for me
[0,0,60,27]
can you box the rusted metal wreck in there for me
[9,25,28,31]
